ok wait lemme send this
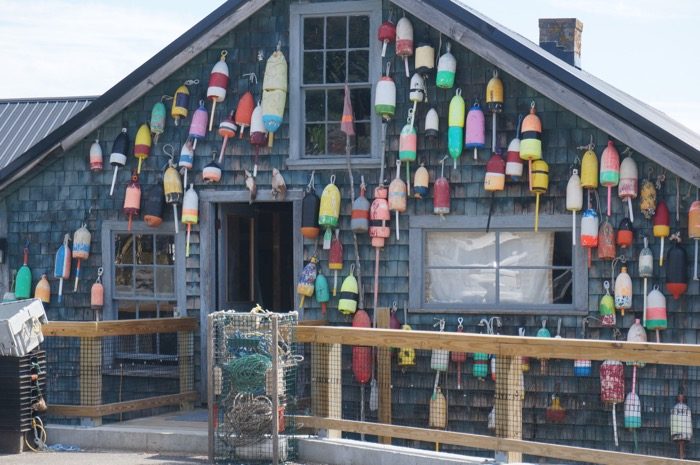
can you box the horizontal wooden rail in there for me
[296,326,700,366]
[43,317,198,337]
[296,416,695,465]
[49,391,198,418]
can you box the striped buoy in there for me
[207,50,229,131]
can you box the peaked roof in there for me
[0,97,94,169]
[0,0,698,190]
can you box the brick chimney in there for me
[538,18,583,69]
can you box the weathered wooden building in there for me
[2,0,700,459]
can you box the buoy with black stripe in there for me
[171,80,196,126]
[207,50,229,131]
[338,264,358,315]
[301,172,320,239]
[531,159,549,232]
[520,102,542,191]
[109,127,129,197]
[413,162,429,199]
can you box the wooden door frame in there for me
[198,189,303,400]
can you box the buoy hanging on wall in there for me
[395,16,413,77]
[123,170,141,232]
[109,128,129,197]
[599,281,615,327]
[338,264,358,315]
[389,160,407,240]
[505,115,523,179]
[530,160,549,232]
[653,200,670,267]
[319,175,341,249]
[188,100,208,151]
[448,89,465,169]
[566,168,583,245]
[134,123,152,174]
[434,156,450,216]
[413,162,429,200]
[616,218,634,248]
[619,151,638,222]
[296,256,317,309]
[182,184,199,257]
[150,98,166,144]
[351,178,370,234]
[53,234,71,304]
[89,137,103,172]
[690,198,700,280]
[72,224,91,292]
[91,267,104,311]
[34,274,50,304]
[314,269,330,316]
[666,232,688,300]
[639,237,654,325]
[164,159,183,234]
[581,208,599,267]
[262,44,288,147]
[377,17,396,58]
[647,285,667,341]
[465,100,485,160]
[206,50,229,131]
[301,172,320,239]
[599,140,620,216]
[520,102,542,191]
[436,41,456,89]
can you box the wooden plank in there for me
[296,326,700,366]
[43,317,197,337]
[295,415,696,465]
[376,307,392,445]
[299,319,327,326]
[49,392,198,418]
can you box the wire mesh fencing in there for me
[208,310,300,465]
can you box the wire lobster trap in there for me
[208,308,300,465]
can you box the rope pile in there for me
[223,392,273,447]
[224,353,272,394]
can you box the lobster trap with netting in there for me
[208,309,299,464]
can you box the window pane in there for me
[426,232,497,267]
[117,300,137,319]
[305,90,325,122]
[303,52,324,84]
[348,15,369,47]
[499,269,553,304]
[156,235,175,265]
[156,267,175,296]
[348,50,369,82]
[351,87,371,121]
[137,234,153,265]
[553,268,573,304]
[325,16,346,49]
[135,266,154,295]
[355,122,371,154]
[115,266,133,294]
[325,51,346,83]
[303,17,324,49]
[115,234,133,264]
[425,269,496,304]
[159,301,176,318]
[498,231,554,267]
[327,88,344,122]
[305,124,325,155]
[326,124,344,155]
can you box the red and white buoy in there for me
[89,136,103,172]
[395,16,413,77]
[217,111,237,164]
[207,51,229,131]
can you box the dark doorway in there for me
[218,202,294,312]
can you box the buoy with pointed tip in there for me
[164,160,183,233]
[143,179,164,228]
[15,241,31,300]
[315,269,330,316]
[465,100,485,160]
[434,156,450,216]
[617,217,634,248]
[89,137,103,172]
[351,179,370,233]
[217,111,237,163]
[580,144,599,189]
[297,256,317,308]
[389,160,407,240]
[600,140,620,216]
[581,208,599,267]
[189,100,208,150]
[123,170,141,232]
[505,115,523,179]
[262,46,288,147]
[395,16,413,77]
[150,99,166,144]
[91,267,104,310]
[647,285,667,341]
[54,234,71,304]
[666,233,688,300]
[671,394,692,459]
[207,50,229,131]
[614,264,632,316]
[329,230,343,297]
[34,274,50,304]
[301,173,320,239]
[235,91,255,139]
[182,184,199,257]
[567,169,583,245]
[399,110,417,195]
[653,200,670,266]
[448,89,465,168]
[520,102,542,191]
[109,128,129,196]
[134,123,152,174]
[425,108,439,140]
[597,220,616,261]
[338,264,358,315]
[531,159,549,232]
[377,17,396,58]
[413,162,429,199]
[319,175,340,249]
[72,224,91,292]
[599,281,616,327]
[436,41,456,88]
[690,199,700,280]
[600,360,625,447]
[619,153,638,222]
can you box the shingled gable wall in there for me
[0,0,697,458]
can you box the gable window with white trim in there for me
[288,0,381,169]
[408,215,587,313]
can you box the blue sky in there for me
[1,0,698,133]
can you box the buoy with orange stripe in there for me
[182,184,199,257]
[520,102,542,191]
[329,230,343,297]
[351,177,370,234]
[72,224,91,292]
[666,232,687,300]
[217,111,237,163]
[89,136,103,172]
[297,255,317,309]
[691,196,700,280]
[207,50,229,131]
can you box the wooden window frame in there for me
[408,214,588,314]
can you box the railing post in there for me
[376,307,392,444]
[495,354,523,463]
[178,329,194,410]
[79,337,102,426]
[311,342,342,438]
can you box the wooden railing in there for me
[43,317,198,425]
[295,310,699,465]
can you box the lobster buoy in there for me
[484,152,505,192]
[486,70,504,152]
[395,16,413,77]
[600,360,625,447]
[640,176,657,220]
[34,274,50,304]
[143,179,165,228]
[250,103,267,148]
[178,139,194,188]
[134,123,152,174]
[448,89,465,168]
[89,137,103,172]
[581,208,599,267]
[375,63,396,121]
[520,102,542,191]
[671,394,693,459]
[616,218,634,248]
[531,160,549,232]
[262,46,288,147]
[430,319,449,371]
[399,111,417,195]
[599,281,616,327]
[425,108,439,140]
[352,309,372,383]
[123,170,141,232]
[109,127,129,197]
[505,117,523,179]
[235,91,255,139]
[627,318,647,357]
[398,302,415,368]
[72,224,91,292]
[429,384,447,429]
[689,200,700,280]
[414,37,435,76]
[377,17,396,58]
[465,100,485,160]
[647,285,667,343]
[619,154,638,222]
[580,144,599,189]
[413,162,429,199]
[389,160,407,240]
[614,264,632,316]
[653,200,670,267]
[329,230,343,296]
[296,256,318,308]
[567,169,583,245]
[217,111,237,162]
[150,99,166,144]
[203,158,222,184]
[351,179,370,234]
[319,175,341,249]
[164,160,183,234]
[597,220,616,261]
[315,269,330,315]
[574,319,591,376]
[536,320,551,374]
[54,234,71,304]
[546,394,566,423]
[370,185,390,314]
[639,237,654,325]
[436,41,456,89]
[188,100,208,150]
[15,242,31,300]
[207,50,229,131]
[91,268,104,310]
[301,175,320,239]
[600,140,620,216]
[666,233,688,300]
[182,184,199,257]
[434,156,450,216]
[338,264,358,315]
[171,81,192,126]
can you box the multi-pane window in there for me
[289,1,381,164]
